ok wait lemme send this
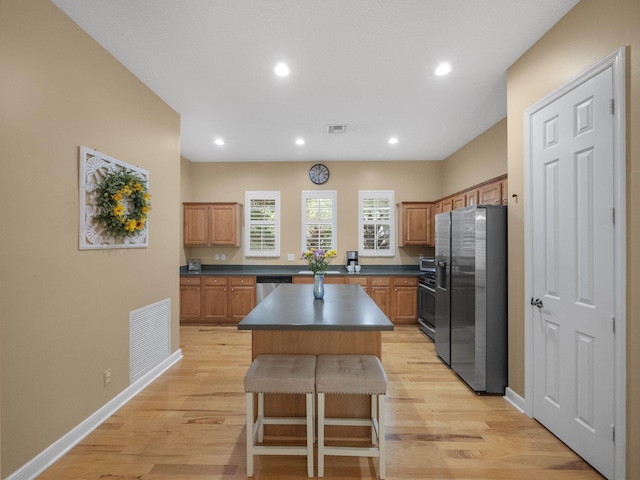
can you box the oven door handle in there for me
[418,283,435,293]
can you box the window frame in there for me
[301,190,338,254]
[358,190,396,257]
[244,191,280,257]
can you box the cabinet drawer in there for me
[180,276,202,286]
[370,277,391,286]
[347,277,369,286]
[393,277,418,286]
[230,276,256,286]
[203,277,228,286]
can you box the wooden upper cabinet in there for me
[466,189,479,206]
[397,202,433,246]
[478,181,503,206]
[452,194,466,210]
[183,202,242,247]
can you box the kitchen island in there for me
[238,284,394,439]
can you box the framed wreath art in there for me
[79,146,150,249]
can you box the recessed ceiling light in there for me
[214,138,225,146]
[295,138,305,145]
[435,62,452,76]
[274,62,290,77]
[388,137,399,145]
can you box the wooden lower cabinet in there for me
[180,277,202,322]
[180,275,256,324]
[229,277,256,322]
[369,277,392,320]
[392,277,418,325]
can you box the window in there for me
[244,191,280,257]
[358,190,395,257]
[301,191,337,252]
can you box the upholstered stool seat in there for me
[315,355,388,479]
[244,354,316,477]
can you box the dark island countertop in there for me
[180,264,420,277]
[237,284,394,331]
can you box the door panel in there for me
[531,66,615,478]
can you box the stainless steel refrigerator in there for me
[434,205,507,394]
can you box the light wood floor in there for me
[39,326,603,479]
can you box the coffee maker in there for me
[345,251,358,268]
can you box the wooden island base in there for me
[252,329,383,439]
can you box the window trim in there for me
[358,190,396,257]
[301,190,338,253]
[244,191,280,257]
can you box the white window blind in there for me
[244,191,280,257]
[358,190,395,257]
[301,191,337,252]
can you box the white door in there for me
[530,66,615,477]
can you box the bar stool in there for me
[315,355,388,479]
[244,354,316,477]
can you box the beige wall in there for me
[0,1,181,477]
[440,118,508,196]
[182,160,449,266]
[507,0,639,476]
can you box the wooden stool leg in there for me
[246,392,254,477]
[371,394,377,445]
[257,392,264,443]
[317,392,325,477]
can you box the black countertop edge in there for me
[237,324,395,331]
[180,264,420,277]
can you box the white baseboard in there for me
[504,387,526,414]
[7,349,183,480]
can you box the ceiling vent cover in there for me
[326,124,349,134]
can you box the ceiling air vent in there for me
[326,124,349,134]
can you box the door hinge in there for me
[612,425,615,442]
[609,99,615,115]
[610,207,615,225]
[612,316,615,333]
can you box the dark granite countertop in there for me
[180,264,420,277]
[237,284,394,331]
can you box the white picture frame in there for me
[79,146,150,250]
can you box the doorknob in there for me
[530,298,544,308]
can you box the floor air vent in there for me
[130,299,171,383]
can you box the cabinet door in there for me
[452,194,466,211]
[183,204,209,246]
[478,181,502,205]
[466,189,479,206]
[369,277,392,319]
[399,203,432,246]
[210,204,238,245]
[441,198,453,212]
[180,285,202,323]
[500,179,508,205]
[393,277,418,324]
[202,277,228,323]
[228,277,256,323]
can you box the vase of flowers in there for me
[301,248,338,299]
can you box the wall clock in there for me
[309,163,330,184]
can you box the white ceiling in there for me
[52,0,579,163]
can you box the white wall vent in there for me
[130,299,171,383]
[326,124,349,134]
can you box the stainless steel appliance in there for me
[435,205,507,394]
[417,257,436,341]
[345,250,358,267]
[434,212,452,365]
[256,275,292,303]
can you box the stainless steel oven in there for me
[417,258,436,341]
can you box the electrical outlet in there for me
[103,369,112,386]
[214,253,220,260]
[221,254,226,260]
[287,254,295,261]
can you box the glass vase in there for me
[313,274,325,299]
